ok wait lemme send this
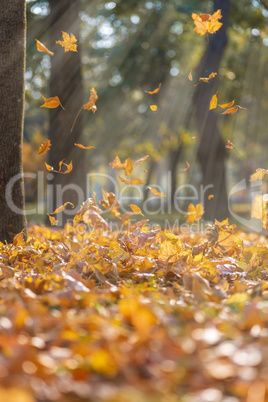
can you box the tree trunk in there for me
[47,0,86,226]
[0,0,27,243]
[194,0,231,221]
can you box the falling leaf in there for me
[49,202,75,215]
[38,140,51,155]
[185,203,204,224]
[45,162,54,172]
[71,88,98,132]
[209,92,218,110]
[146,187,166,197]
[40,93,64,109]
[119,177,145,185]
[35,39,54,56]
[47,215,58,226]
[198,72,217,83]
[250,168,268,182]
[99,190,121,218]
[125,158,133,177]
[74,144,95,150]
[145,83,161,94]
[192,9,223,36]
[208,195,214,200]
[188,71,193,81]
[221,105,246,115]
[133,155,149,169]
[45,160,73,174]
[129,204,144,216]
[180,161,190,173]
[56,31,77,52]
[225,140,234,150]
[150,105,158,111]
[109,156,127,170]
[219,100,235,108]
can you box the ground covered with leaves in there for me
[1,211,268,402]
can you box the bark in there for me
[0,0,27,243]
[47,0,86,225]
[194,0,231,221]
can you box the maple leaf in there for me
[56,31,78,52]
[186,203,204,224]
[192,9,223,36]
[129,204,144,216]
[158,240,178,263]
[145,83,161,94]
[74,144,95,150]
[38,140,51,155]
[146,187,166,197]
[250,168,268,182]
[209,92,218,110]
[40,93,64,109]
[150,105,158,111]
[35,39,54,56]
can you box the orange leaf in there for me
[158,240,178,263]
[188,71,193,81]
[109,156,127,170]
[99,190,121,218]
[221,105,239,115]
[45,162,54,172]
[209,92,218,110]
[61,161,73,174]
[38,140,51,155]
[192,9,223,36]
[133,155,149,169]
[150,105,158,111]
[129,204,144,216]
[146,187,166,197]
[180,161,190,173]
[56,31,77,52]
[130,178,145,185]
[219,100,235,108]
[35,39,54,56]
[208,194,214,200]
[185,203,204,224]
[145,83,161,94]
[83,87,98,113]
[0,263,14,278]
[40,93,64,109]
[225,140,234,150]
[125,158,133,177]
[50,202,75,215]
[47,215,58,226]
[74,143,95,150]
[198,72,217,83]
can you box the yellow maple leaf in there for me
[186,203,204,224]
[192,9,223,36]
[158,240,178,263]
[56,31,77,52]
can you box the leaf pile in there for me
[1,213,268,401]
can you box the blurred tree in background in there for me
[25,0,268,222]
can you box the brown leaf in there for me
[50,202,75,215]
[39,140,51,155]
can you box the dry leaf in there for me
[133,155,149,169]
[145,83,161,94]
[56,31,77,52]
[146,187,166,197]
[74,144,95,150]
[225,140,234,150]
[209,92,218,110]
[221,105,239,115]
[198,72,217,83]
[192,9,223,36]
[109,156,127,170]
[83,87,98,113]
[47,215,58,226]
[208,195,214,200]
[188,71,193,81]
[35,39,54,56]
[180,161,190,173]
[38,140,51,155]
[125,158,133,177]
[150,105,158,111]
[219,100,235,108]
[129,204,144,216]
[250,169,268,182]
[50,202,75,215]
[186,203,204,224]
[40,93,64,109]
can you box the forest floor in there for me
[0,215,267,402]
